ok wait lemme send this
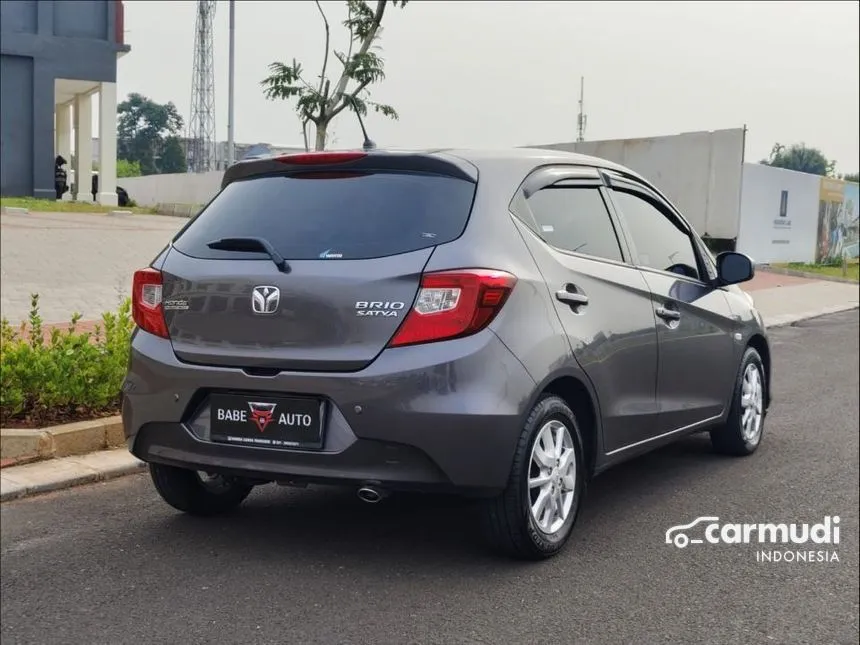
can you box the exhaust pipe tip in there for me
[357,486,386,504]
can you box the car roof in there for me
[221,146,650,192]
[434,147,647,183]
[287,146,642,180]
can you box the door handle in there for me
[656,306,681,322]
[555,288,589,307]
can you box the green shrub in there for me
[117,158,142,178]
[0,294,134,426]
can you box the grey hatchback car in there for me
[123,148,771,559]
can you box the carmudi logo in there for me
[665,516,841,563]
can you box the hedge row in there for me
[0,295,133,427]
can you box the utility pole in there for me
[576,76,587,143]
[226,0,236,167]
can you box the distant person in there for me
[91,173,99,202]
[54,155,68,200]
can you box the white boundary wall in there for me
[735,163,820,264]
[737,165,859,264]
[532,128,746,239]
[120,170,223,207]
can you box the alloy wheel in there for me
[528,420,577,534]
[740,363,764,445]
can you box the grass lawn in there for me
[773,261,860,282]
[1,196,156,215]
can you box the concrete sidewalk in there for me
[0,449,145,502]
[745,270,858,327]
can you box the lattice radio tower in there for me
[188,0,217,173]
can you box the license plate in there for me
[209,393,324,450]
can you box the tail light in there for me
[389,269,517,348]
[132,268,169,338]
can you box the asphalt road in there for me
[2,311,858,645]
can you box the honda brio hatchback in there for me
[122,148,772,559]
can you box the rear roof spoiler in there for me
[221,150,479,189]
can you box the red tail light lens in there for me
[276,152,367,165]
[132,268,169,338]
[389,270,517,348]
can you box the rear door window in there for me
[525,186,625,262]
[173,171,477,260]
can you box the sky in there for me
[117,0,860,173]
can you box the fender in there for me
[519,359,608,476]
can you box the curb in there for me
[759,266,858,285]
[153,203,202,218]
[0,449,146,502]
[2,206,29,215]
[1,416,125,465]
[763,303,859,328]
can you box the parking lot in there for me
[4,210,857,329]
[1,310,857,645]
[0,211,184,324]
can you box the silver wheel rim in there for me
[528,420,577,534]
[740,363,764,445]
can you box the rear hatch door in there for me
[162,155,477,372]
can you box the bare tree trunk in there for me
[314,122,327,151]
[326,0,387,114]
[302,119,310,152]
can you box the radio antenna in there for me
[576,76,587,143]
[349,97,376,151]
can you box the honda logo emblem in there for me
[251,286,280,314]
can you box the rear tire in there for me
[149,463,254,516]
[710,347,767,456]
[481,395,586,560]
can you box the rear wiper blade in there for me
[206,237,290,273]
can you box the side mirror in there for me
[716,252,755,286]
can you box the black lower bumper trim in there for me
[132,422,461,492]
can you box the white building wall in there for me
[735,163,820,264]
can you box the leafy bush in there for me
[0,295,134,427]
[117,158,142,178]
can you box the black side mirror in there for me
[716,252,755,286]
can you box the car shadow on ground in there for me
[150,431,732,566]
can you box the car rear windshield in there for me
[172,171,477,261]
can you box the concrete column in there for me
[97,82,118,206]
[73,93,93,202]
[55,102,73,200]
[32,63,57,200]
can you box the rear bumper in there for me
[122,329,536,493]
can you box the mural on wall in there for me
[816,177,859,263]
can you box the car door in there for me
[603,174,737,435]
[509,165,660,454]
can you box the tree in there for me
[117,93,185,175]
[116,159,142,178]
[159,137,188,174]
[261,0,407,151]
[839,172,859,183]
[759,143,835,177]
